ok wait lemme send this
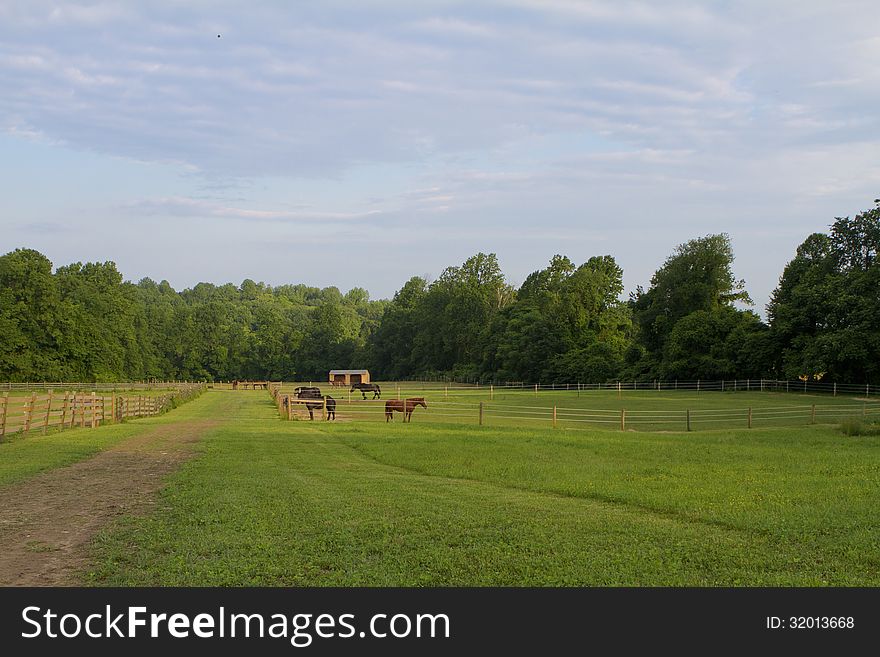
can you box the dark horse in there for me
[325,395,336,421]
[294,386,324,420]
[385,397,427,422]
[351,382,381,400]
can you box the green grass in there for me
[0,423,146,487]
[86,392,880,586]
[0,389,215,488]
[279,382,880,431]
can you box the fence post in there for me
[620,409,625,432]
[811,404,816,424]
[675,380,678,390]
[535,383,538,397]
[0,392,7,440]
[553,405,557,429]
[91,392,97,428]
[24,392,36,434]
[397,385,400,401]
[287,395,292,421]
[748,407,752,429]
[479,402,483,426]
[80,394,86,428]
[697,379,700,392]
[445,386,448,400]
[686,409,691,432]
[43,391,53,433]
[490,384,494,400]
[834,383,837,397]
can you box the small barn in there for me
[329,369,371,386]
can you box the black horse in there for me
[325,395,336,421]
[294,386,324,420]
[351,382,381,400]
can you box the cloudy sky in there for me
[2,1,879,313]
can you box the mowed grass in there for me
[280,382,880,431]
[0,390,216,488]
[86,391,880,586]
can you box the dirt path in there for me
[0,418,217,585]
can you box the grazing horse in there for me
[385,397,427,422]
[351,382,382,400]
[325,395,336,421]
[294,386,324,420]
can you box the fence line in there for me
[0,381,209,392]
[351,379,877,397]
[0,384,205,441]
[264,392,880,432]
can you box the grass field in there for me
[71,390,880,586]
[278,381,880,431]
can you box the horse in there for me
[232,380,239,390]
[294,386,324,420]
[385,397,427,422]
[325,395,336,421]
[352,382,381,400]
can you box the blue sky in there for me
[2,1,879,313]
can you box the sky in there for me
[2,1,879,314]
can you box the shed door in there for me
[351,373,362,384]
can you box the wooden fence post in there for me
[620,408,626,432]
[748,407,752,429]
[397,385,400,400]
[535,383,538,397]
[490,384,494,400]
[79,394,86,428]
[91,392,97,428]
[686,409,691,432]
[811,404,816,424]
[0,392,7,440]
[61,392,70,429]
[287,395,292,421]
[553,405,557,429]
[479,402,483,426]
[833,382,837,397]
[43,391,53,433]
[24,392,36,434]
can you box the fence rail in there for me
[0,384,206,441]
[0,381,208,392]
[264,388,880,432]
[403,379,876,396]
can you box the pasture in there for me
[274,381,880,431]
[70,390,879,586]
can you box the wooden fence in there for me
[0,384,205,441]
[0,381,205,392]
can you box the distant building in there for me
[329,369,370,386]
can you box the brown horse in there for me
[385,397,427,422]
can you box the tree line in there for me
[2,202,878,384]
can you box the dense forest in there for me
[2,202,878,384]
